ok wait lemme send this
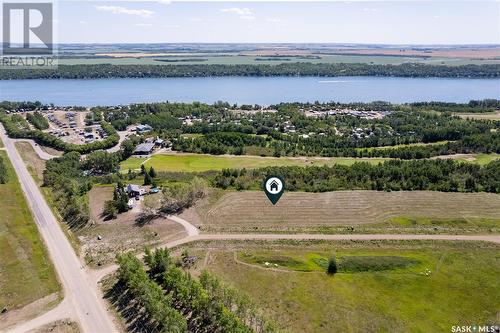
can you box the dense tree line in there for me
[43,152,91,228]
[0,113,120,154]
[26,111,49,130]
[407,100,500,113]
[144,248,276,332]
[0,101,47,111]
[339,132,500,159]
[273,99,500,113]
[116,252,188,332]
[0,155,8,184]
[174,132,266,155]
[213,159,500,193]
[0,63,498,80]
[175,131,499,159]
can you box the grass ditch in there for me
[0,150,60,311]
[238,252,421,273]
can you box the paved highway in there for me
[1,125,118,333]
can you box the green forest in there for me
[110,248,276,333]
[0,62,498,79]
[213,159,500,193]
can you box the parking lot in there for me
[45,111,109,144]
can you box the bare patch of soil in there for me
[83,186,187,266]
[26,320,79,333]
[39,145,64,157]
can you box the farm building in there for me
[133,143,155,155]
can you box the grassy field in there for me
[120,153,387,173]
[470,153,500,165]
[0,151,59,311]
[186,190,500,234]
[357,140,450,152]
[187,240,500,332]
[434,153,500,165]
[57,54,500,66]
[14,142,83,256]
[457,112,500,120]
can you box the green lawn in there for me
[200,241,500,333]
[357,140,450,152]
[441,153,500,165]
[120,153,387,173]
[470,153,500,165]
[0,151,59,310]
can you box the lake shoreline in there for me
[1,76,499,106]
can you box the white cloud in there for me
[188,17,203,22]
[266,17,286,24]
[88,0,170,4]
[95,5,155,18]
[220,7,255,21]
[363,8,377,12]
[134,23,153,27]
[79,20,87,25]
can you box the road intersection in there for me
[2,124,499,333]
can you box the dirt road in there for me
[88,217,500,282]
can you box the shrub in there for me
[327,254,337,275]
[0,156,8,184]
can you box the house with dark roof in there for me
[126,184,146,197]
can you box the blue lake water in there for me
[0,76,499,106]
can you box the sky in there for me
[15,1,500,44]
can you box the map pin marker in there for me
[264,175,285,205]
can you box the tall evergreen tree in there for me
[144,172,152,185]
[149,166,157,178]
